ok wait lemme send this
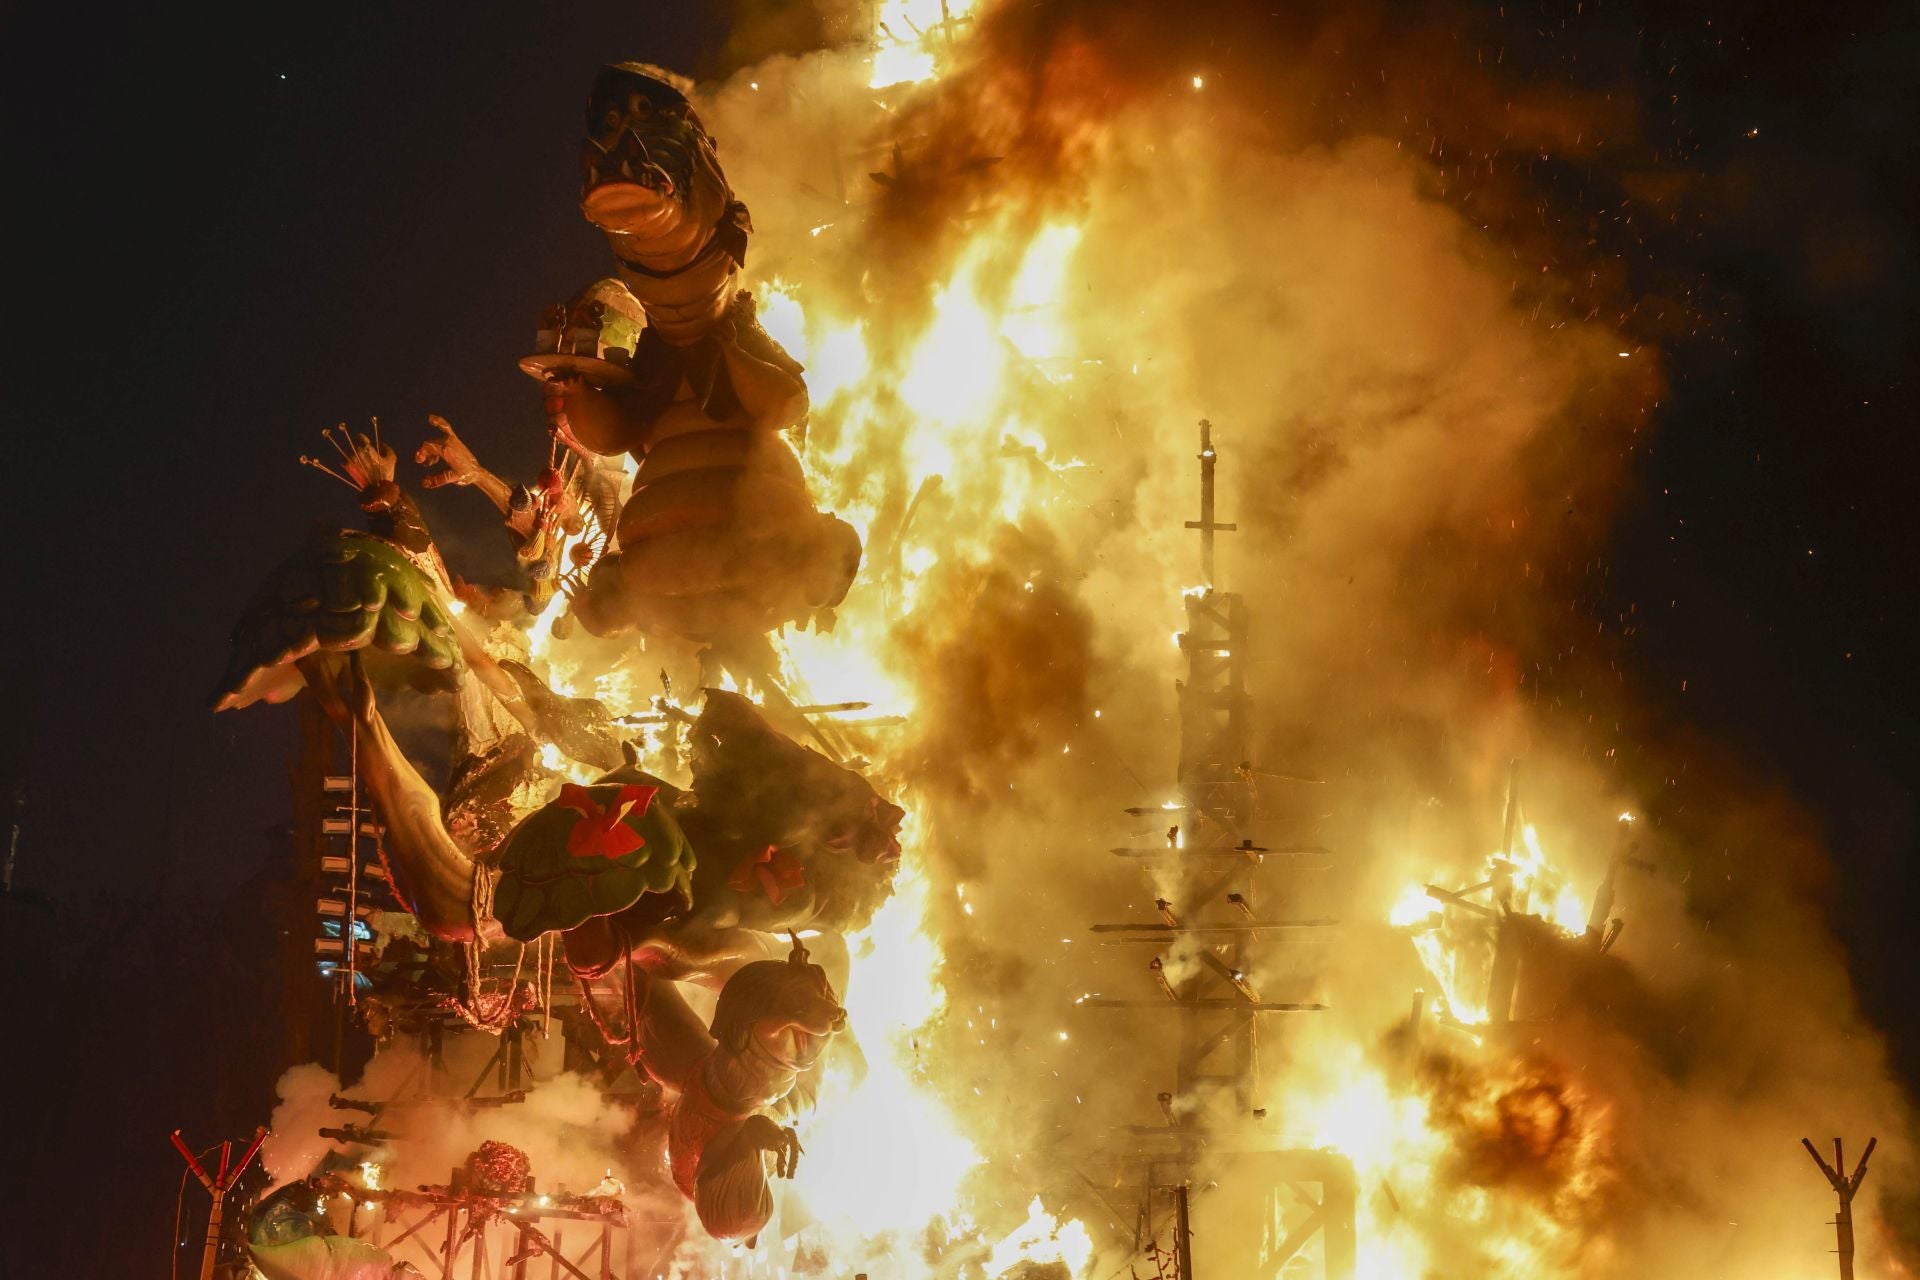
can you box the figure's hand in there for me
[541,374,592,456]
[341,431,398,491]
[741,1114,803,1179]
[544,373,646,457]
[416,415,486,489]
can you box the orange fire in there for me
[432,0,1904,1275]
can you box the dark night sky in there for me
[1,0,1916,1271]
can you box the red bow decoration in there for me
[728,844,808,906]
[557,783,659,860]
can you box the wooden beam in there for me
[1090,918,1337,935]
[1082,998,1327,1011]
[1269,1202,1329,1270]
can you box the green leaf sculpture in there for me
[210,531,463,711]
[493,777,696,942]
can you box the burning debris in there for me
[170,3,1919,1278]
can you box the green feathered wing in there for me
[493,778,696,942]
[210,531,464,711]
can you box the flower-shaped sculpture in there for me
[492,773,696,942]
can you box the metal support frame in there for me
[1087,423,1344,1280]
[1172,421,1262,1105]
[1259,1150,1358,1278]
[1132,1139,1358,1279]
[328,1179,628,1280]
[461,1016,533,1099]
[1096,422,1330,1106]
[298,704,405,1073]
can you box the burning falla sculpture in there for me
[481,61,861,646]
[210,60,901,1249]
[210,426,623,772]
[242,943,841,1255]
[662,934,847,1243]
[247,1181,424,1280]
[214,467,895,1239]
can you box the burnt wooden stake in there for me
[1173,1182,1196,1280]
[1804,1135,1876,1280]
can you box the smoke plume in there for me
[667,0,1920,1274]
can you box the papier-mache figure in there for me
[522,62,862,647]
[209,56,904,1248]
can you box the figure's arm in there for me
[718,335,808,431]
[335,429,447,577]
[693,1114,798,1243]
[299,654,496,944]
[416,415,516,514]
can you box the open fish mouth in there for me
[583,137,681,198]
[580,129,699,233]
[580,62,704,233]
[582,175,678,233]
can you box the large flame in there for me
[869,0,979,89]
[484,12,1101,1275]
[513,19,1568,1273]
[448,2,1906,1276]
[1393,821,1592,1026]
